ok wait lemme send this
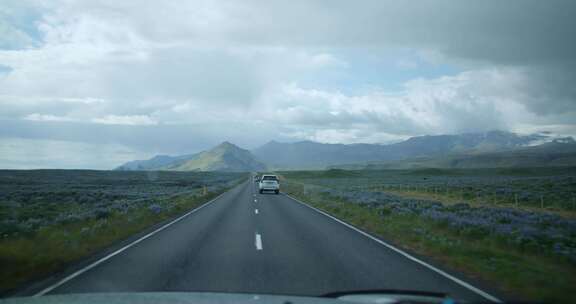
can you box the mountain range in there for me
[252,130,574,169]
[115,130,576,171]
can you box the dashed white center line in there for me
[254,199,257,203]
[255,233,263,250]
[255,209,259,214]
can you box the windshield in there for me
[1,1,575,304]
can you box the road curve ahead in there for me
[34,180,499,302]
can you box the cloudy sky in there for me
[1,0,575,169]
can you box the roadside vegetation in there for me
[280,168,576,304]
[0,170,246,294]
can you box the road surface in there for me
[31,180,499,302]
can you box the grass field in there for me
[0,170,246,294]
[280,167,576,303]
[284,167,576,212]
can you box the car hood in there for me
[0,292,453,304]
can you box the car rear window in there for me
[262,175,278,181]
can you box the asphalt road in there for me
[36,180,498,302]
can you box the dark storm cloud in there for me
[196,0,576,115]
[195,1,575,64]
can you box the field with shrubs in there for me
[0,169,246,294]
[280,167,576,303]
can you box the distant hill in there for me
[252,130,561,170]
[164,142,266,172]
[330,141,576,170]
[115,142,266,172]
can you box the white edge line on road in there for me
[255,209,259,214]
[255,233,263,250]
[284,193,502,303]
[33,190,231,297]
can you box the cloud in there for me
[258,67,575,143]
[0,118,289,156]
[0,137,148,169]
[91,115,157,126]
[23,113,75,122]
[0,0,575,168]
[0,19,36,50]
[0,0,44,49]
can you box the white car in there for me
[259,175,280,194]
